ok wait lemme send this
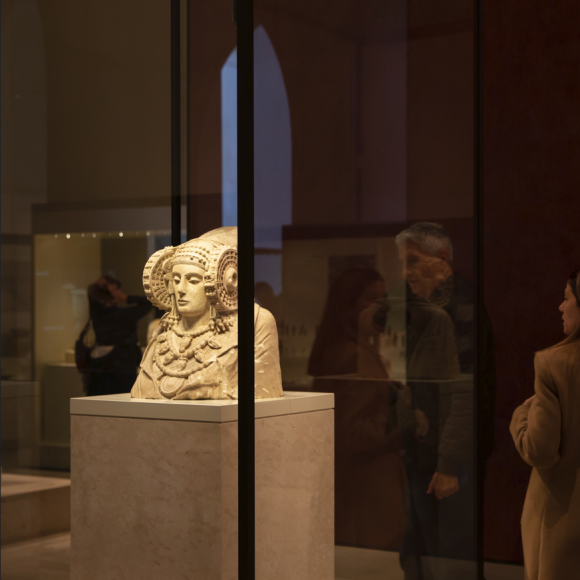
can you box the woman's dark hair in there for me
[87,275,121,304]
[103,274,121,288]
[88,284,113,304]
[569,269,580,307]
[307,268,384,376]
[546,268,580,350]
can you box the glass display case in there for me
[247,3,481,580]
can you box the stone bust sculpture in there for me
[131,226,283,400]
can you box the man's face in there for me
[172,264,208,318]
[398,242,449,299]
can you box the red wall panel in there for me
[483,0,580,562]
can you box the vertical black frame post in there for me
[236,0,255,579]
[185,0,192,241]
[474,0,484,578]
[171,0,182,247]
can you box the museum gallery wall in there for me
[483,0,580,562]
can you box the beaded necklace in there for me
[153,314,236,379]
[154,330,218,376]
[172,323,212,353]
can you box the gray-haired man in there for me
[377,222,495,579]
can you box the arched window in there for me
[221,26,291,294]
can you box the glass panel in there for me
[252,1,480,578]
[1,1,172,577]
[187,0,236,237]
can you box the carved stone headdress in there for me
[142,227,238,326]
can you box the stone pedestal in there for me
[70,392,334,580]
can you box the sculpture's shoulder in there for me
[254,303,277,334]
[131,335,163,399]
[253,303,283,399]
[131,326,167,399]
[216,314,238,357]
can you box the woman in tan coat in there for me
[510,269,580,580]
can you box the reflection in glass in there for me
[309,268,387,378]
[381,223,480,580]
[251,0,483,558]
[86,274,152,397]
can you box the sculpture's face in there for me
[172,263,209,319]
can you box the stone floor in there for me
[1,534,524,580]
[335,546,524,580]
[1,533,70,580]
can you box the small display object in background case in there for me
[132,226,283,400]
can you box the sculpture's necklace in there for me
[153,329,223,377]
[168,329,220,364]
[171,323,211,353]
[155,353,215,378]
[172,324,211,337]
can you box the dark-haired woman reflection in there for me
[308,268,387,378]
[308,268,406,549]
[87,276,152,396]
[511,269,580,580]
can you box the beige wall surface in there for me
[34,234,101,377]
[37,0,170,204]
[1,0,48,235]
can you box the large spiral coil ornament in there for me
[204,247,238,312]
[142,246,175,311]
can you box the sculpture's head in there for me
[143,227,238,325]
